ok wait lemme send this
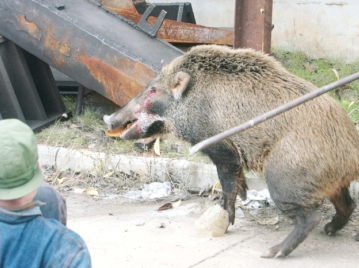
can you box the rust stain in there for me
[16,14,42,41]
[101,0,139,21]
[77,55,157,106]
[102,1,233,45]
[101,0,137,12]
[156,19,233,45]
[44,29,65,67]
[59,43,71,57]
[43,24,73,68]
[45,34,60,51]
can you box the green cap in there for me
[0,119,43,200]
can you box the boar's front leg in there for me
[204,141,248,225]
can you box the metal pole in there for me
[233,0,243,49]
[190,71,359,155]
[75,85,85,116]
[233,0,273,53]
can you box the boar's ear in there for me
[171,71,190,100]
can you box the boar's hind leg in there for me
[204,141,248,225]
[261,208,321,258]
[324,186,356,235]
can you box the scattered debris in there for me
[158,202,173,211]
[235,207,245,218]
[211,181,222,195]
[332,68,340,80]
[198,187,206,197]
[148,219,166,229]
[256,215,279,226]
[236,189,274,209]
[209,193,220,201]
[134,136,157,151]
[84,187,99,196]
[195,204,229,237]
[172,199,182,208]
[73,188,85,194]
[210,209,229,237]
[123,182,171,200]
[57,178,65,184]
[157,199,181,211]
[104,171,114,178]
[55,4,65,10]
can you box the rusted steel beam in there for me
[234,0,273,53]
[101,0,234,45]
[156,21,234,45]
[0,0,183,107]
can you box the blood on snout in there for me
[135,89,156,114]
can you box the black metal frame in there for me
[0,37,66,131]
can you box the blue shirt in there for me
[0,206,91,268]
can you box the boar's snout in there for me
[103,115,114,130]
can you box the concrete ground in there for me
[64,191,359,268]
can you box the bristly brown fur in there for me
[164,45,359,206]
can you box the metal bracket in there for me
[177,3,184,22]
[137,4,167,37]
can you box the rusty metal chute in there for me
[0,0,274,130]
[0,0,184,108]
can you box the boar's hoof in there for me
[324,224,334,236]
[261,211,321,258]
[224,203,236,225]
[261,245,287,258]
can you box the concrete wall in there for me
[153,0,359,62]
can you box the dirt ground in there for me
[58,187,359,268]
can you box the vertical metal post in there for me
[234,0,273,54]
[234,0,243,50]
[75,85,85,116]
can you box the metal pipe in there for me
[233,0,273,53]
[233,0,243,49]
[190,71,359,155]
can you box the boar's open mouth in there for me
[104,113,163,140]
[123,119,137,130]
[105,119,137,138]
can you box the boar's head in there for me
[103,69,190,140]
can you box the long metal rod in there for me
[190,71,359,155]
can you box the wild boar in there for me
[103,45,359,258]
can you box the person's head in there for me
[0,119,43,206]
